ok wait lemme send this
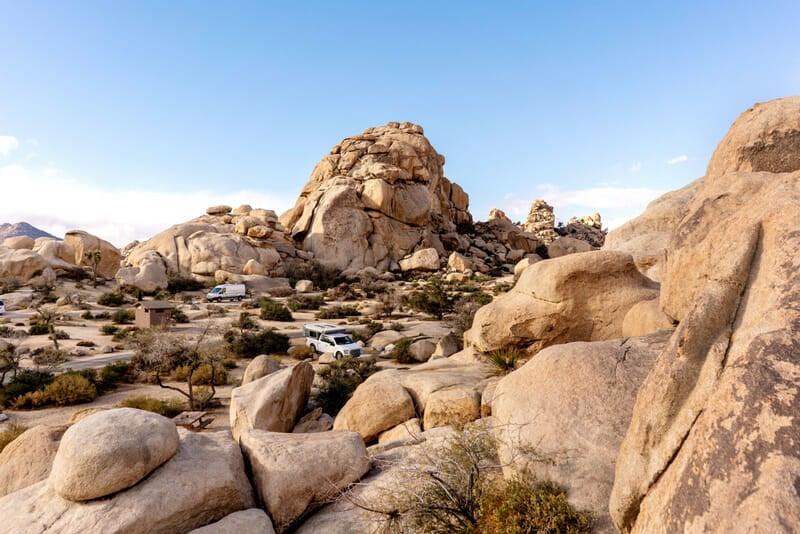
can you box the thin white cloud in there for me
[667,154,688,165]
[0,164,295,248]
[501,184,668,230]
[0,136,20,156]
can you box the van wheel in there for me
[335,351,343,360]
[237,296,242,301]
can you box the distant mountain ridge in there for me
[0,222,59,242]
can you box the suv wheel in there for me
[334,351,343,360]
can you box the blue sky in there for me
[1,1,799,246]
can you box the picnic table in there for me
[172,411,214,431]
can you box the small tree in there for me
[402,277,455,320]
[33,304,60,351]
[84,250,102,287]
[130,324,226,410]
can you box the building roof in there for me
[136,301,174,310]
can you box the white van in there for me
[303,322,362,359]
[206,283,246,302]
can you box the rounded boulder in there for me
[48,407,180,501]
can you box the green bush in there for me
[100,361,134,386]
[95,311,111,320]
[288,344,314,359]
[402,277,455,319]
[173,363,228,385]
[81,310,93,320]
[488,347,520,375]
[28,323,50,336]
[111,309,135,324]
[42,373,97,406]
[258,298,293,321]
[0,370,54,407]
[98,292,126,307]
[391,337,416,364]
[232,312,258,331]
[120,396,186,417]
[283,259,342,290]
[171,308,190,323]
[53,329,70,340]
[226,328,290,358]
[478,476,592,533]
[100,324,120,336]
[316,305,360,320]
[315,357,379,415]
[286,294,325,311]
[167,275,206,293]
[0,423,28,454]
[373,426,591,533]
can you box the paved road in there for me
[59,350,135,371]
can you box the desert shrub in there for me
[100,324,120,336]
[317,305,360,320]
[174,363,228,385]
[488,347,521,375]
[478,476,592,533]
[232,312,258,331]
[221,356,238,369]
[258,298,293,322]
[80,310,93,320]
[370,426,591,534]
[225,328,290,358]
[535,244,549,259]
[98,291,126,306]
[283,259,342,290]
[100,361,134,386]
[0,370,54,407]
[41,373,97,406]
[286,294,325,311]
[402,278,455,319]
[0,423,28,454]
[120,395,186,417]
[111,309,135,324]
[167,275,206,293]
[315,356,378,415]
[0,326,14,338]
[171,308,190,323]
[112,327,137,342]
[53,329,70,340]
[391,337,416,364]
[37,291,58,303]
[77,340,96,347]
[95,311,111,320]
[30,347,69,369]
[28,323,50,336]
[389,321,405,331]
[288,343,314,360]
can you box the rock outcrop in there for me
[0,429,254,533]
[48,408,179,501]
[493,332,671,531]
[240,429,370,533]
[523,199,558,244]
[465,250,658,355]
[0,425,67,497]
[229,362,314,442]
[280,122,471,271]
[120,205,291,291]
[188,509,275,534]
[333,380,416,442]
[610,96,800,533]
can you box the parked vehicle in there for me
[206,283,246,302]
[303,322,361,359]
[0,300,4,314]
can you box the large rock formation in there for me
[280,122,471,271]
[522,199,558,244]
[610,96,800,533]
[240,429,370,533]
[0,429,255,533]
[0,425,67,497]
[493,332,671,532]
[49,408,179,501]
[120,205,292,291]
[229,362,315,442]
[333,379,416,442]
[464,250,658,355]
